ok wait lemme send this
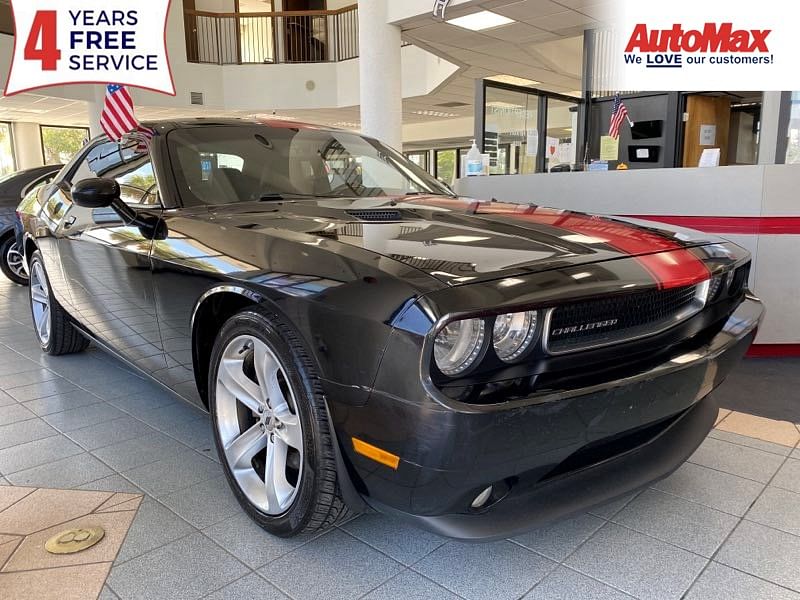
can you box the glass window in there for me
[435,149,457,187]
[168,125,453,207]
[545,98,578,172]
[40,126,90,165]
[786,92,800,164]
[728,105,760,165]
[405,151,429,172]
[0,123,15,176]
[70,140,159,206]
[485,86,538,174]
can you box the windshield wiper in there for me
[259,192,323,201]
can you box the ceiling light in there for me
[447,11,515,31]
[562,234,606,244]
[486,75,541,87]
[411,110,459,118]
[435,235,490,243]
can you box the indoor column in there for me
[12,122,44,169]
[87,85,105,139]
[357,0,403,150]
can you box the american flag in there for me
[100,84,139,142]
[608,93,630,139]
[133,125,156,153]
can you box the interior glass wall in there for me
[545,98,578,171]
[484,86,538,175]
[786,92,800,164]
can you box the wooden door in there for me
[183,0,198,62]
[682,95,732,167]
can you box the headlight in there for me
[434,318,485,376]
[492,311,537,362]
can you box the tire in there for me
[28,251,90,355]
[209,305,348,537]
[0,235,28,285]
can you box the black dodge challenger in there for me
[17,119,763,540]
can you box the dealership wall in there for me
[0,2,459,116]
[456,164,800,346]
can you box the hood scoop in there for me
[345,209,403,222]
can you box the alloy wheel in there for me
[215,334,304,515]
[29,261,51,345]
[5,242,26,281]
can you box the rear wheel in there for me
[0,236,28,285]
[29,251,89,355]
[209,306,348,537]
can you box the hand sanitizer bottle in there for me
[466,140,483,177]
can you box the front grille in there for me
[546,282,706,354]
[345,209,402,221]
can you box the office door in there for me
[682,95,732,167]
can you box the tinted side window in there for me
[70,141,159,206]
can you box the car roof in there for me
[140,117,344,134]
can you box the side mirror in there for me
[71,178,120,209]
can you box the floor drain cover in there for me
[44,526,105,554]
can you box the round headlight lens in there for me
[492,311,538,362]
[434,318,485,376]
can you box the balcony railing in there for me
[184,4,360,65]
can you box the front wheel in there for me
[209,306,348,537]
[29,251,90,355]
[0,236,28,285]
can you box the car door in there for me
[56,140,167,375]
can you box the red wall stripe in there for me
[623,215,800,235]
[747,344,800,357]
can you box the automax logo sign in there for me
[610,0,799,90]
[4,0,175,96]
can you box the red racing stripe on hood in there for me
[408,198,710,289]
[488,205,711,289]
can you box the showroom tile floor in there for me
[1,278,800,600]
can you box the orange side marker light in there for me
[352,438,400,470]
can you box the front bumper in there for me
[336,294,763,540]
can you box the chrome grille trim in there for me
[543,279,711,355]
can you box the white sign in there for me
[610,0,800,90]
[699,124,717,145]
[636,148,650,159]
[699,148,721,167]
[526,129,538,156]
[558,142,573,163]
[5,0,175,96]
[546,137,559,158]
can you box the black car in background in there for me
[0,164,62,284]
[16,120,762,539]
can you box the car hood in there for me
[204,196,722,287]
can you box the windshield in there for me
[168,124,454,206]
